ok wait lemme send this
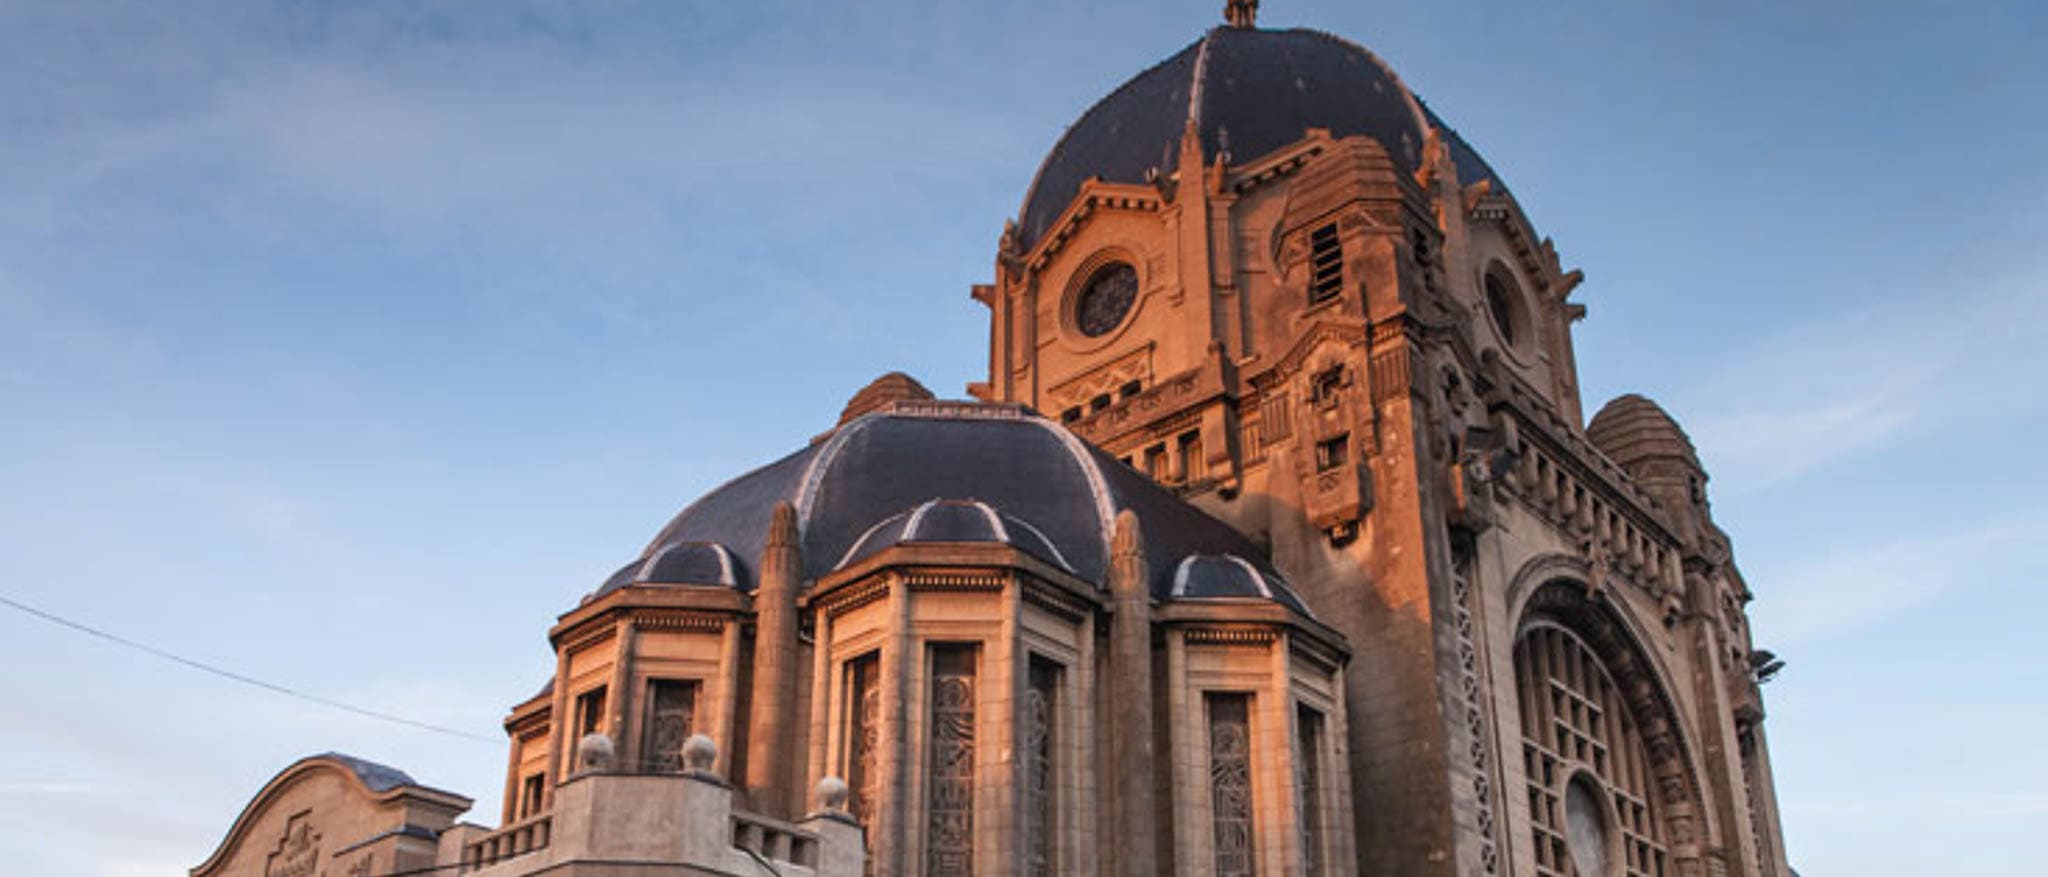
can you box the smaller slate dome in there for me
[1587,394,1701,473]
[587,381,1310,611]
[836,498,1076,573]
[594,541,741,599]
[1171,553,1310,615]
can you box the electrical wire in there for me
[0,592,497,744]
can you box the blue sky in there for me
[1,1,2042,874]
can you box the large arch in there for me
[1506,573,1715,876]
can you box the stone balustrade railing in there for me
[732,810,822,869]
[460,812,551,871]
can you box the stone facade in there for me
[199,6,1789,876]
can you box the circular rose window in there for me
[1074,262,1138,337]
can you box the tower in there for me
[973,9,1789,877]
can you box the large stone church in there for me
[197,3,1791,875]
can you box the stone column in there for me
[547,646,572,807]
[606,619,638,768]
[808,605,834,797]
[746,501,804,816]
[875,576,914,875]
[713,617,744,779]
[1107,510,1158,876]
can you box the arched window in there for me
[1515,624,1668,877]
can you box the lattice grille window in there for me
[1024,658,1061,877]
[1296,705,1328,876]
[1208,693,1256,877]
[844,654,882,831]
[926,646,978,876]
[1738,723,1774,877]
[639,679,697,772]
[1516,625,1668,877]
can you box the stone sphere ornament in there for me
[577,733,614,771]
[815,776,850,812]
[681,734,718,773]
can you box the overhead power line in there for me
[0,592,497,744]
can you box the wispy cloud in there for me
[1750,511,2048,647]
[1684,257,2048,495]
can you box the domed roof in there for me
[1020,26,1440,250]
[1587,394,1701,472]
[837,498,1076,573]
[1171,553,1309,614]
[591,398,1307,611]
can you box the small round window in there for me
[1074,262,1139,337]
[1484,270,1519,347]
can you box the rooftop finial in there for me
[1224,0,1258,28]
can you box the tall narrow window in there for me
[1208,693,1256,877]
[845,653,882,830]
[640,680,697,772]
[1296,706,1328,876]
[927,646,979,876]
[1145,443,1169,481]
[1024,658,1061,877]
[1178,431,1205,483]
[519,773,545,819]
[1261,392,1293,445]
[1309,223,1344,303]
[573,687,607,739]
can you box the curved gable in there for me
[192,754,469,877]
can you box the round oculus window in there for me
[1074,262,1138,337]
[1484,271,1518,347]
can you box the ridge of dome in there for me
[1587,394,1702,472]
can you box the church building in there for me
[197,3,1792,875]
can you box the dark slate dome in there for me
[593,399,1308,612]
[1171,553,1309,615]
[836,498,1076,573]
[1018,26,1430,249]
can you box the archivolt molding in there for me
[1502,552,1593,621]
[1512,577,1719,870]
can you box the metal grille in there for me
[846,654,882,830]
[926,646,978,876]
[639,680,696,772]
[1208,694,1255,877]
[1024,659,1060,877]
[1296,706,1327,876]
[1516,625,1668,877]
